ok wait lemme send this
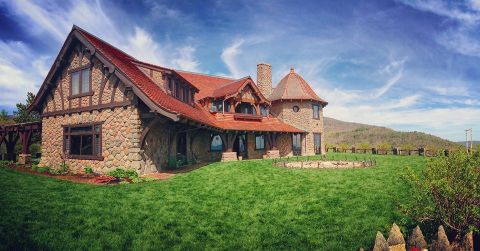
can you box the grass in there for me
[0,153,425,250]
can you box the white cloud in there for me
[398,0,480,24]
[0,0,202,109]
[172,46,200,72]
[374,58,406,98]
[221,39,245,78]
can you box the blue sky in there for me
[0,0,479,141]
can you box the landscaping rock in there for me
[373,232,389,251]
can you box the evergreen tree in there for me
[13,92,39,123]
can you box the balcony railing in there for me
[233,113,263,121]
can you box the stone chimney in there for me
[257,63,272,98]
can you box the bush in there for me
[59,162,69,173]
[29,143,41,157]
[339,143,349,152]
[377,142,391,151]
[36,167,50,173]
[84,166,94,174]
[0,160,11,169]
[107,168,138,179]
[402,150,480,239]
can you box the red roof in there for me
[270,68,328,105]
[175,70,234,100]
[73,27,303,133]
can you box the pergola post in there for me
[220,132,237,161]
[264,132,280,159]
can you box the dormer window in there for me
[70,66,91,98]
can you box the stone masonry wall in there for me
[257,63,272,98]
[247,133,266,159]
[270,100,325,155]
[39,45,142,174]
[39,106,142,173]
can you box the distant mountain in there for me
[324,117,460,149]
[456,141,480,147]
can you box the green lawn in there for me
[0,153,425,250]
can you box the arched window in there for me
[210,135,223,151]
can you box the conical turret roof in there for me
[269,68,327,105]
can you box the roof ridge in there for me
[175,69,236,80]
[72,25,136,61]
[217,76,250,88]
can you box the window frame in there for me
[68,65,93,99]
[63,122,103,160]
[255,134,265,150]
[312,104,321,120]
[293,105,300,113]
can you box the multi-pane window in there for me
[210,135,223,152]
[292,133,302,156]
[313,104,320,119]
[255,135,265,150]
[64,123,102,159]
[71,67,91,96]
[314,133,321,154]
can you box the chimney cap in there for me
[257,62,271,67]
[290,67,295,73]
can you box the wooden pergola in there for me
[0,122,42,161]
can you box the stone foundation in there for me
[18,154,32,166]
[263,150,280,159]
[221,152,237,162]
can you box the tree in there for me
[402,150,480,240]
[13,92,39,123]
[358,142,371,150]
[0,109,14,125]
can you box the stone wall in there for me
[39,106,142,173]
[247,133,266,159]
[270,100,325,156]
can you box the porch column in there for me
[220,132,237,162]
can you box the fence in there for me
[326,146,449,157]
[361,223,474,251]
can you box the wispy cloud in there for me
[221,39,245,78]
[374,57,406,98]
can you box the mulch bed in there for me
[2,163,174,185]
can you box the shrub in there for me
[107,168,138,179]
[401,144,415,151]
[377,142,391,151]
[402,150,480,239]
[29,143,41,157]
[59,162,69,174]
[357,142,371,150]
[31,163,38,171]
[36,167,50,173]
[0,160,11,169]
[84,166,94,174]
[339,143,349,152]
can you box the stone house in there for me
[29,26,328,174]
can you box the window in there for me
[64,123,102,160]
[293,105,300,112]
[211,100,223,112]
[210,135,223,151]
[292,133,302,156]
[314,133,321,154]
[168,78,173,92]
[260,105,269,116]
[255,135,265,150]
[313,104,320,119]
[70,67,91,97]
